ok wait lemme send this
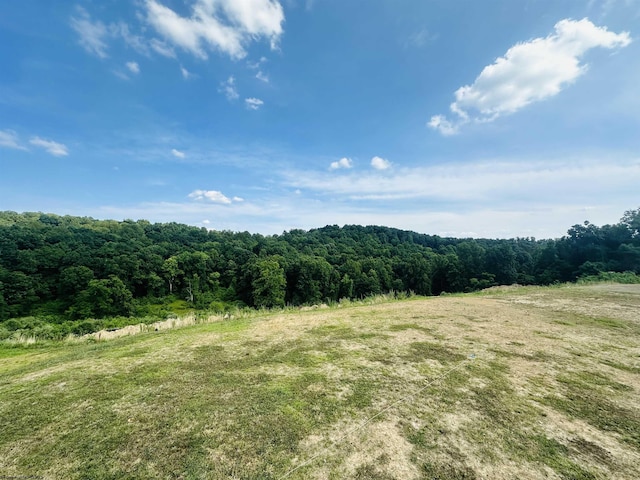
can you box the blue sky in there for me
[1,0,639,238]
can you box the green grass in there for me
[540,370,640,449]
[1,283,639,479]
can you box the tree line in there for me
[0,208,639,328]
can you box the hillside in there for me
[1,209,639,339]
[1,284,639,479]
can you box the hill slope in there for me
[1,284,639,479]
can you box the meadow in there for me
[1,283,639,479]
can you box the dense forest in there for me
[1,209,639,338]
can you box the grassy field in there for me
[1,284,639,479]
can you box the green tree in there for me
[621,208,640,239]
[162,257,181,294]
[0,283,8,321]
[71,275,133,319]
[59,266,94,297]
[339,274,354,299]
[251,258,286,308]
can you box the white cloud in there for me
[247,56,267,69]
[232,196,245,202]
[72,13,177,60]
[149,38,176,57]
[112,22,150,56]
[171,148,186,158]
[255,70,269,83]
[404,28,437,49]
[113,70,131,81]
[245,97,264,110]
[220,76,239,100]
[284,158,640,207]
[590,0,638,18]
[70,7,110,58]
[371,156,391,170]
[427,115,459,136]
[126,61,140,74]
[188,189,233,204]
[429,18,632,135]
[0,130,27,150]
[85,183,633,239]
[180,66,192,79]
[145,0,285,60]
[329,157,353,170]
[29,137,69,157]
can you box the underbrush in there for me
[0,291,418,344]
[577,271,640,284]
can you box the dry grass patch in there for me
[0,284,639,479]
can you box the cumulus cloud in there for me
[126,61,140,74]
[0,130,27,150]
[29,137,69,157]
[220,76,239,100]
[245,97,264,110]
[171,148,186,158]
[429,18,631,135]
[188,189,233,204]
[70,7,110,58]
[371,156,391,170]
[329,157,353,170]
[145,0,285,60]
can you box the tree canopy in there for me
[1,209,638,332]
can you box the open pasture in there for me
[1,284,639,479]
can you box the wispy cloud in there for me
[29,137,69,157]
[245,97,264,110]
[371,156,391,170]
[86,186,630,239]
[180,66,192,79]
[149,38,176,58]
[255,70,269,83]
[70,6,110,58]
[126,61,140,74]
[429,18,632,135]
[112,22,150,56]
[403,28,437,48]
[220,76,239,100]
[283,157,640,206]
[0,130,27,150]
[589,0,640,19]
[71,9,178,61]
[247,56,267,69]
[171,148,186,159]
[329,157,353,170]
[145,0,285,60]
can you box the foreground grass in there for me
[1,284,639,479]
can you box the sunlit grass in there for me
[1,283,639,479]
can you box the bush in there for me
[577,271,640,284]
[71,320,101,336]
